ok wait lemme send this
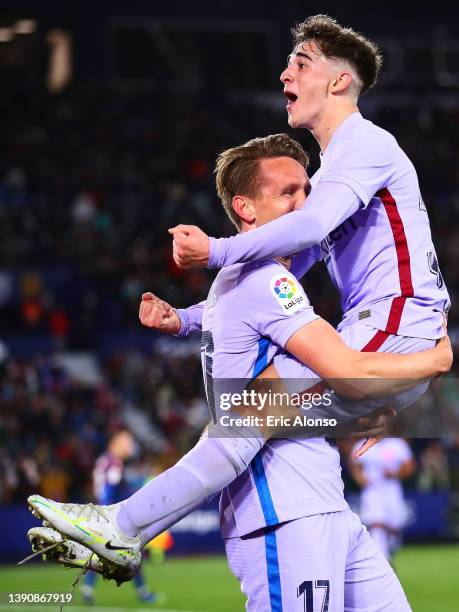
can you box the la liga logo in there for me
[273,277,297,299]
[270,273,306,316]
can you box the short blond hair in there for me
[215,133,309,229]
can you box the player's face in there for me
[252,156,310,227]
[280,40,334,129]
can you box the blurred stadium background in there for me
[0,1,459,610]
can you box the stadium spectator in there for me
[418,441,450,492]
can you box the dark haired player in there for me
[28,131,451,610]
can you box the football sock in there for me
[117,425,264,543]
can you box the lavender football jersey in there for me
[201,259,347,538]
[313,113,450,338]
[209,112,450,340]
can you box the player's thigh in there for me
[276,514,349,612]
[225,513,348,612]
[274,324,433,402]
[225,529,276,612]
[344,510,412,612]
[340,324,434,410]
[339,324,434,354]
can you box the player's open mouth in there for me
[284,91,298,110]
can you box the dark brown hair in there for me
[292,14,383,95]
[215,133,309,229]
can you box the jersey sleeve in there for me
[241,264,320,348]
[320,132,398,206]
[208,182,361,268]
[289,245,322,280]
[175,301,205,336]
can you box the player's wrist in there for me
[173,309,187,337]
[169,310,182,335]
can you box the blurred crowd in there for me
[1,350,459,507]
[0,350,209,504]
[1,86,458,344]
[1,84,459,507]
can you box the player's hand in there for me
[350,406,396,457]
[168,224,210,268]
[354,436,381,458]
[341,406,394,438]
[139,292,181,335]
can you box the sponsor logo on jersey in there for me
[270,274,306,315]
[321,216,359,260]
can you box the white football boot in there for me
[27,495,141,584]
[25,527,103,572]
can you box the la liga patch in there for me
[270,274,307,316]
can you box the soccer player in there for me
[350,437,416,562]
[28,135,451,611]
[170,15,450,350]
[80,430,157,605]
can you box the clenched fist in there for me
[139,292,181,335]
[168,224,210,268]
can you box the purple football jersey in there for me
[208,113,450,340]
[313,113,449,338]
[202,259,346,537]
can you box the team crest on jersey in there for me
[270,274,306,315]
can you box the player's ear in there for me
[330,70,353,94]
[232,195,256,225]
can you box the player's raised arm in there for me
[170,181,361,269]
[289,245,322,279]
[285,318,453,399]
[139,292,204,336]
[175,301,205,336]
